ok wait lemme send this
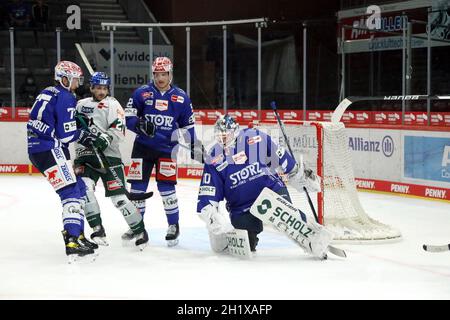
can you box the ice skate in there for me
[62,230,97,264]
[121,228,135,241]
[90,224,108,246]
[78,232,99,250]
[165,223,180,247]
[134,229,149,251]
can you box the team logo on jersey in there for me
[232,151,247,164]
[107,179,122,191]
[155,99,169,111]
[127,159,142,180]
[44,165,65,191]
[63,121,77,133]
[142,92,153,99]
[247,136,262,145]
[171,95,184,103]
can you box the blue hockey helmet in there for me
[90,72,110,87]
[214,114,239,147]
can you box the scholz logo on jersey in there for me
[145,114,174,128]
[230,163,263,186]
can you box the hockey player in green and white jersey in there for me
[73,72,150,250]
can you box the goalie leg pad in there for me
[250,187,333,259]
[230,213,262,251]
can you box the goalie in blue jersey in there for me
[197,115,333,259]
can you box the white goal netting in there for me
[256,120,402,242]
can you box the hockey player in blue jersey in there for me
[197,115,332,258]
[27,61,106,261]
[124,56,203,246]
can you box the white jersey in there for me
[75,96,126,159]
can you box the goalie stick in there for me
[422,244,450,253]
[270,101,346,258]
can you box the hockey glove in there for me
[93,132,113,152]
[137,118,155,138]
[77,129,98,147]
[199,204,234,235]
[75,112,91,129]
[190,142,205,163]
[289,164,322,193]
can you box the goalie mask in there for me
[152,56,173,85]
[214,114,239,148]
[54,60,84,91]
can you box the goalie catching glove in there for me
[288,161,321,193]
[199,202,234,235]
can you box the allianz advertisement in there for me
[346,128,402,181]
[403,133,450,187]
[81,43,173,88]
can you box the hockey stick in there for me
[88,145,154,201]
[423,244,450,253]
[270,101,346,258]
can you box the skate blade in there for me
[67,252,99,264]
[137,242,148,251]
[92,237,109,246]
[166,239,179,247]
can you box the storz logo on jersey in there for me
[155,99,168,111]
[248,136,262,145]
[145,114,174,128]
[348,135,394,157]
[230,162,263,186]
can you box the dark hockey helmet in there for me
[214,114,239,147]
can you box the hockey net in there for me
[253,120,401,242]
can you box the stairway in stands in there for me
[79,0,142,43]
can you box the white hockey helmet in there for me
[54,60,84,90]
[214,114,240,148]
[152,56,173,83]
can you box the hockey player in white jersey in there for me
[197,115,333,259]
[73,72,149,249]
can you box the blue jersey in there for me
[125,82,196,154]
[197,128,297,217]
[27,85,80,154]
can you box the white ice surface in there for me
[0,176,449,300]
